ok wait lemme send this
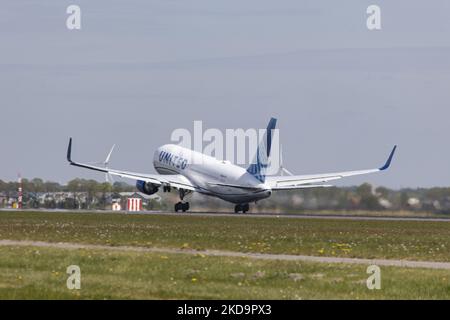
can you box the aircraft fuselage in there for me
[153,144,272,204]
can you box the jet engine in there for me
[136,180,159,195]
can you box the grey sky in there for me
[1,0,450,188]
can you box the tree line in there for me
[1,178,450,214]
[0,178,134,194]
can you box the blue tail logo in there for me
[247,118,277,183]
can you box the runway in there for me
[1,239,449,270]
[144,211,450,222]
[2,208,450,222]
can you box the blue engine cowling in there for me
[136,180,159,195]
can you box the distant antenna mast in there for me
[17,173,23,209]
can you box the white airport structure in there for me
[127,198,142,211]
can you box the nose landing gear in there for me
[234,203,249,214]
[175,201,190,212]
[174,188,191,213]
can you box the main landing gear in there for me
[174,188,191,213]
[234,203,249,214]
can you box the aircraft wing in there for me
[266,146,396,190]
[66,138,196,191]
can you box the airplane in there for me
[66,118,396,213]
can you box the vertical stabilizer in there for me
[247,118,277,182]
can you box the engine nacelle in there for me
[136,180,159,195]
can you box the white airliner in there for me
[67,118,396,213]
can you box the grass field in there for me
[0,211,449,299]
[1,246,449,299]
[0,211,449,261]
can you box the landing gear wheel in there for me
[175,188,192,213]
[234,203,249,214]
[175,202,190,212]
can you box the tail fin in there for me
[247,118,277,183]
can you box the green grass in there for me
[0,246,449,299]
[1,211,449,299]
[0,211,449,262]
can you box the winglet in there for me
[104,144,116,166]
[379,145,397,171]
[67,138,73,163]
